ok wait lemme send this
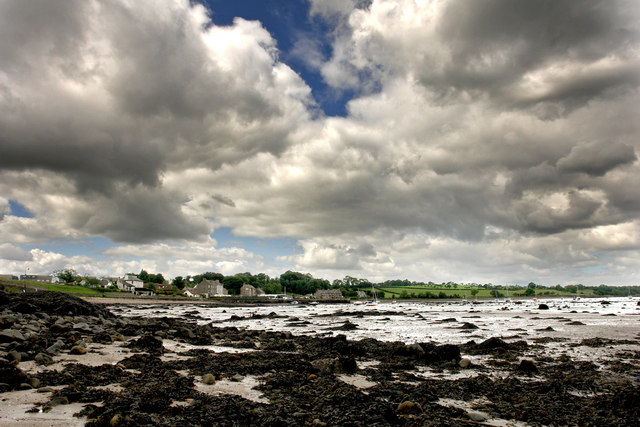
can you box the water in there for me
[112,297,640,351]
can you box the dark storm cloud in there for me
[0,0,312,243]
[424,0,640,112]
[557,141,637,177]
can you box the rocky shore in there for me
[1,290,639,426]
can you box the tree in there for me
[470,289,479,297]
[193,272,224,283]
[524,288,536,296]
[172,276,186,290]
[222,275,244,295]
[55,269,77,284]
[138,270,150,283]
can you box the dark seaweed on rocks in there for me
[2,291,639,426]
[0,290,113,318]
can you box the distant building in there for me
[116,274,144,293]
[315,289,344,300]
[20,274,52,283]
[356,291,367,299]
[183,288,202,298]
[194,279,228,297]
[154,283,173,293]
[100,278,115,289]
[240,284,259,297]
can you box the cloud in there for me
[0,0,638,285]
[0,0,313,244]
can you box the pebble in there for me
[459,358,471,368]
[202,373,216,385]
[70,345,87,355]
[397,401,423,415]
[468,410,488,422]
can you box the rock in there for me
[110,414,122,426]
[0,329,26,343]
[231,374,243,382]
[127,334,164,354]
[47,340,65,355]
[30,377,41,388]
[407,343,425,357]
[50,396,69,406]
[460,322,479,329]
[397,401,423,415]
[18,382,32,390]
[73,322,93,333]
[312,419,326,427]
[202,373,216,385]
[478,337,509,350]
[517,359,539,374]
[467,411,488,422]
[70,345,87,355]
[34,352,52,365]
[538,304,550,310]
[7,350,21,363]
[459,358,471,368]
[37,386,55,393]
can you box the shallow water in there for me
[113,297,640,350]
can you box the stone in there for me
[70,345,87,355]
[517,359,539,374]
[0,329,25,343]
[50,396,69,406]
[468,411,488,422]
[35,352,52,365]
[37,387,55,393]
[202,373,216,385]
[7,350,21,363]
[538,304,550,310]
[459,358,471,368]
[30,377,41,388]
[397,401,423,415]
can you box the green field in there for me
[377,285,588,299]
[1,280,103,295]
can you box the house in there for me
[100,278,115,289]
[20,274,52,283]
[315,289,344,300]
[356,291,367,299]
[240,284,258,297]
[183,287,202,298]
[194,279,228,297]
[154,283,173,293]
[116,274,144,293]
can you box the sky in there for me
[0,0,639,286]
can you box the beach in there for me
[1,291,639,426]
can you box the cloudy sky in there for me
[1,0,639,286]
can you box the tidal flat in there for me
[1,291,639,426]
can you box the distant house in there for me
[154,283,173,293]
[183,287,202,298]
[356,291,367,299]
[20,274,52,283]
[100,278,115,289]
[240,284,259,297]
[315,289,344,300]
[194,279,228,297]
[117,274,144,293]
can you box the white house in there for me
[117,274,144,293]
